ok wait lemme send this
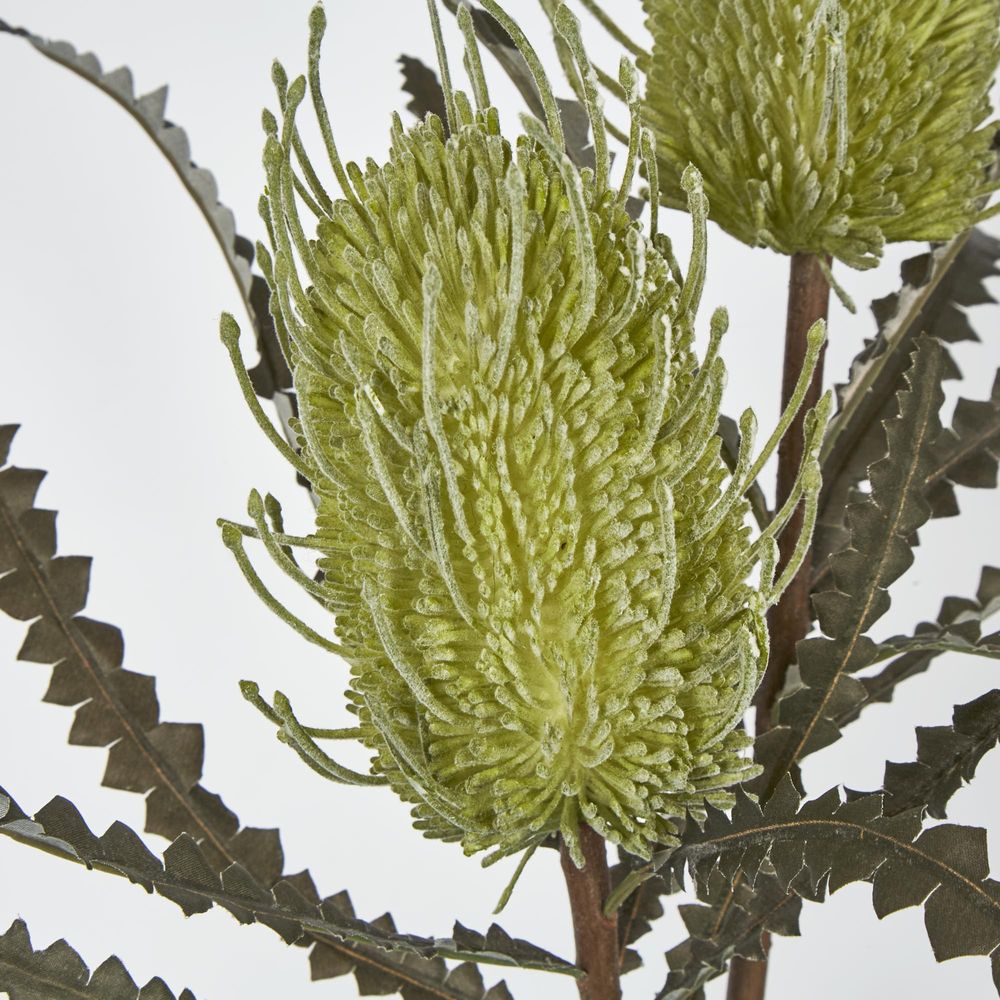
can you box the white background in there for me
[1,2,999,998]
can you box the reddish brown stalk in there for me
[561,825,621,1000]
[727,253,831,1000]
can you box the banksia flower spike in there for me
[641,0,1000,270]
[219,0,831,865]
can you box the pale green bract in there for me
[642,0,1000,269]
[220,0,828,865]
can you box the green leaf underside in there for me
[754,336,946,799]
[0,20,297,442]
[0,427,571,997]
[0,787,577,985]
[0,918,196,1000]
[816,226,1000,578]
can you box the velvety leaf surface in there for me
[0,918,196,1000]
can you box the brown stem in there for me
[754,253,831,731]
[561,825,621,1000]
[727,253,831,1000]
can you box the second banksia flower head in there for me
[642,0,1000,269]
[220,0,829,864]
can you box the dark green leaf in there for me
[0,918,196,1000]
[657,871,803,1000]
[657,779,1000,995]
[753,337,946,799]
[398,55,449,131]
[817,223,1000,568]
[882,690,1000,819]
[0,789,579,984]
[835,565,1000,728]
[0,429,541,999]
[924,368,1000,515]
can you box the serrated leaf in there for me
[656,871,802,1000]
[817,223,1000,565]
[881,690,1000,820]
[398,55,449,131]
[753,337,946,798]
[655,780,1000,997]
[0,788,580,984]
[0,918,196,999]
[609,856,679,976]
[0,430,545,999]
[0,20,299,470]
[924,368,1000,515]
[834,564,1000,729]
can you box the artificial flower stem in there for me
[561,826,621,1000]
[729,253,832,1000]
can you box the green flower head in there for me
[642,0,1000,269]
[220,0,828,864]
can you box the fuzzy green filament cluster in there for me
[220,0,830,865]
[642,0,1000,269]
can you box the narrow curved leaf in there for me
[817,211,1000,567]
[0,428,537,999]
[0,918,195,1000]
[882,690,1000,820]
[753,337,945,799]
[0,20,297,451]
[835,565,1000,729]
[0,789,578,985]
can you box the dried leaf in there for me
[0,789,580,984]
[0,918,196,1000]
[0,429,545,999]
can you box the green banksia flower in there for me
[220,0,829,864]
[641,0,1000,269]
